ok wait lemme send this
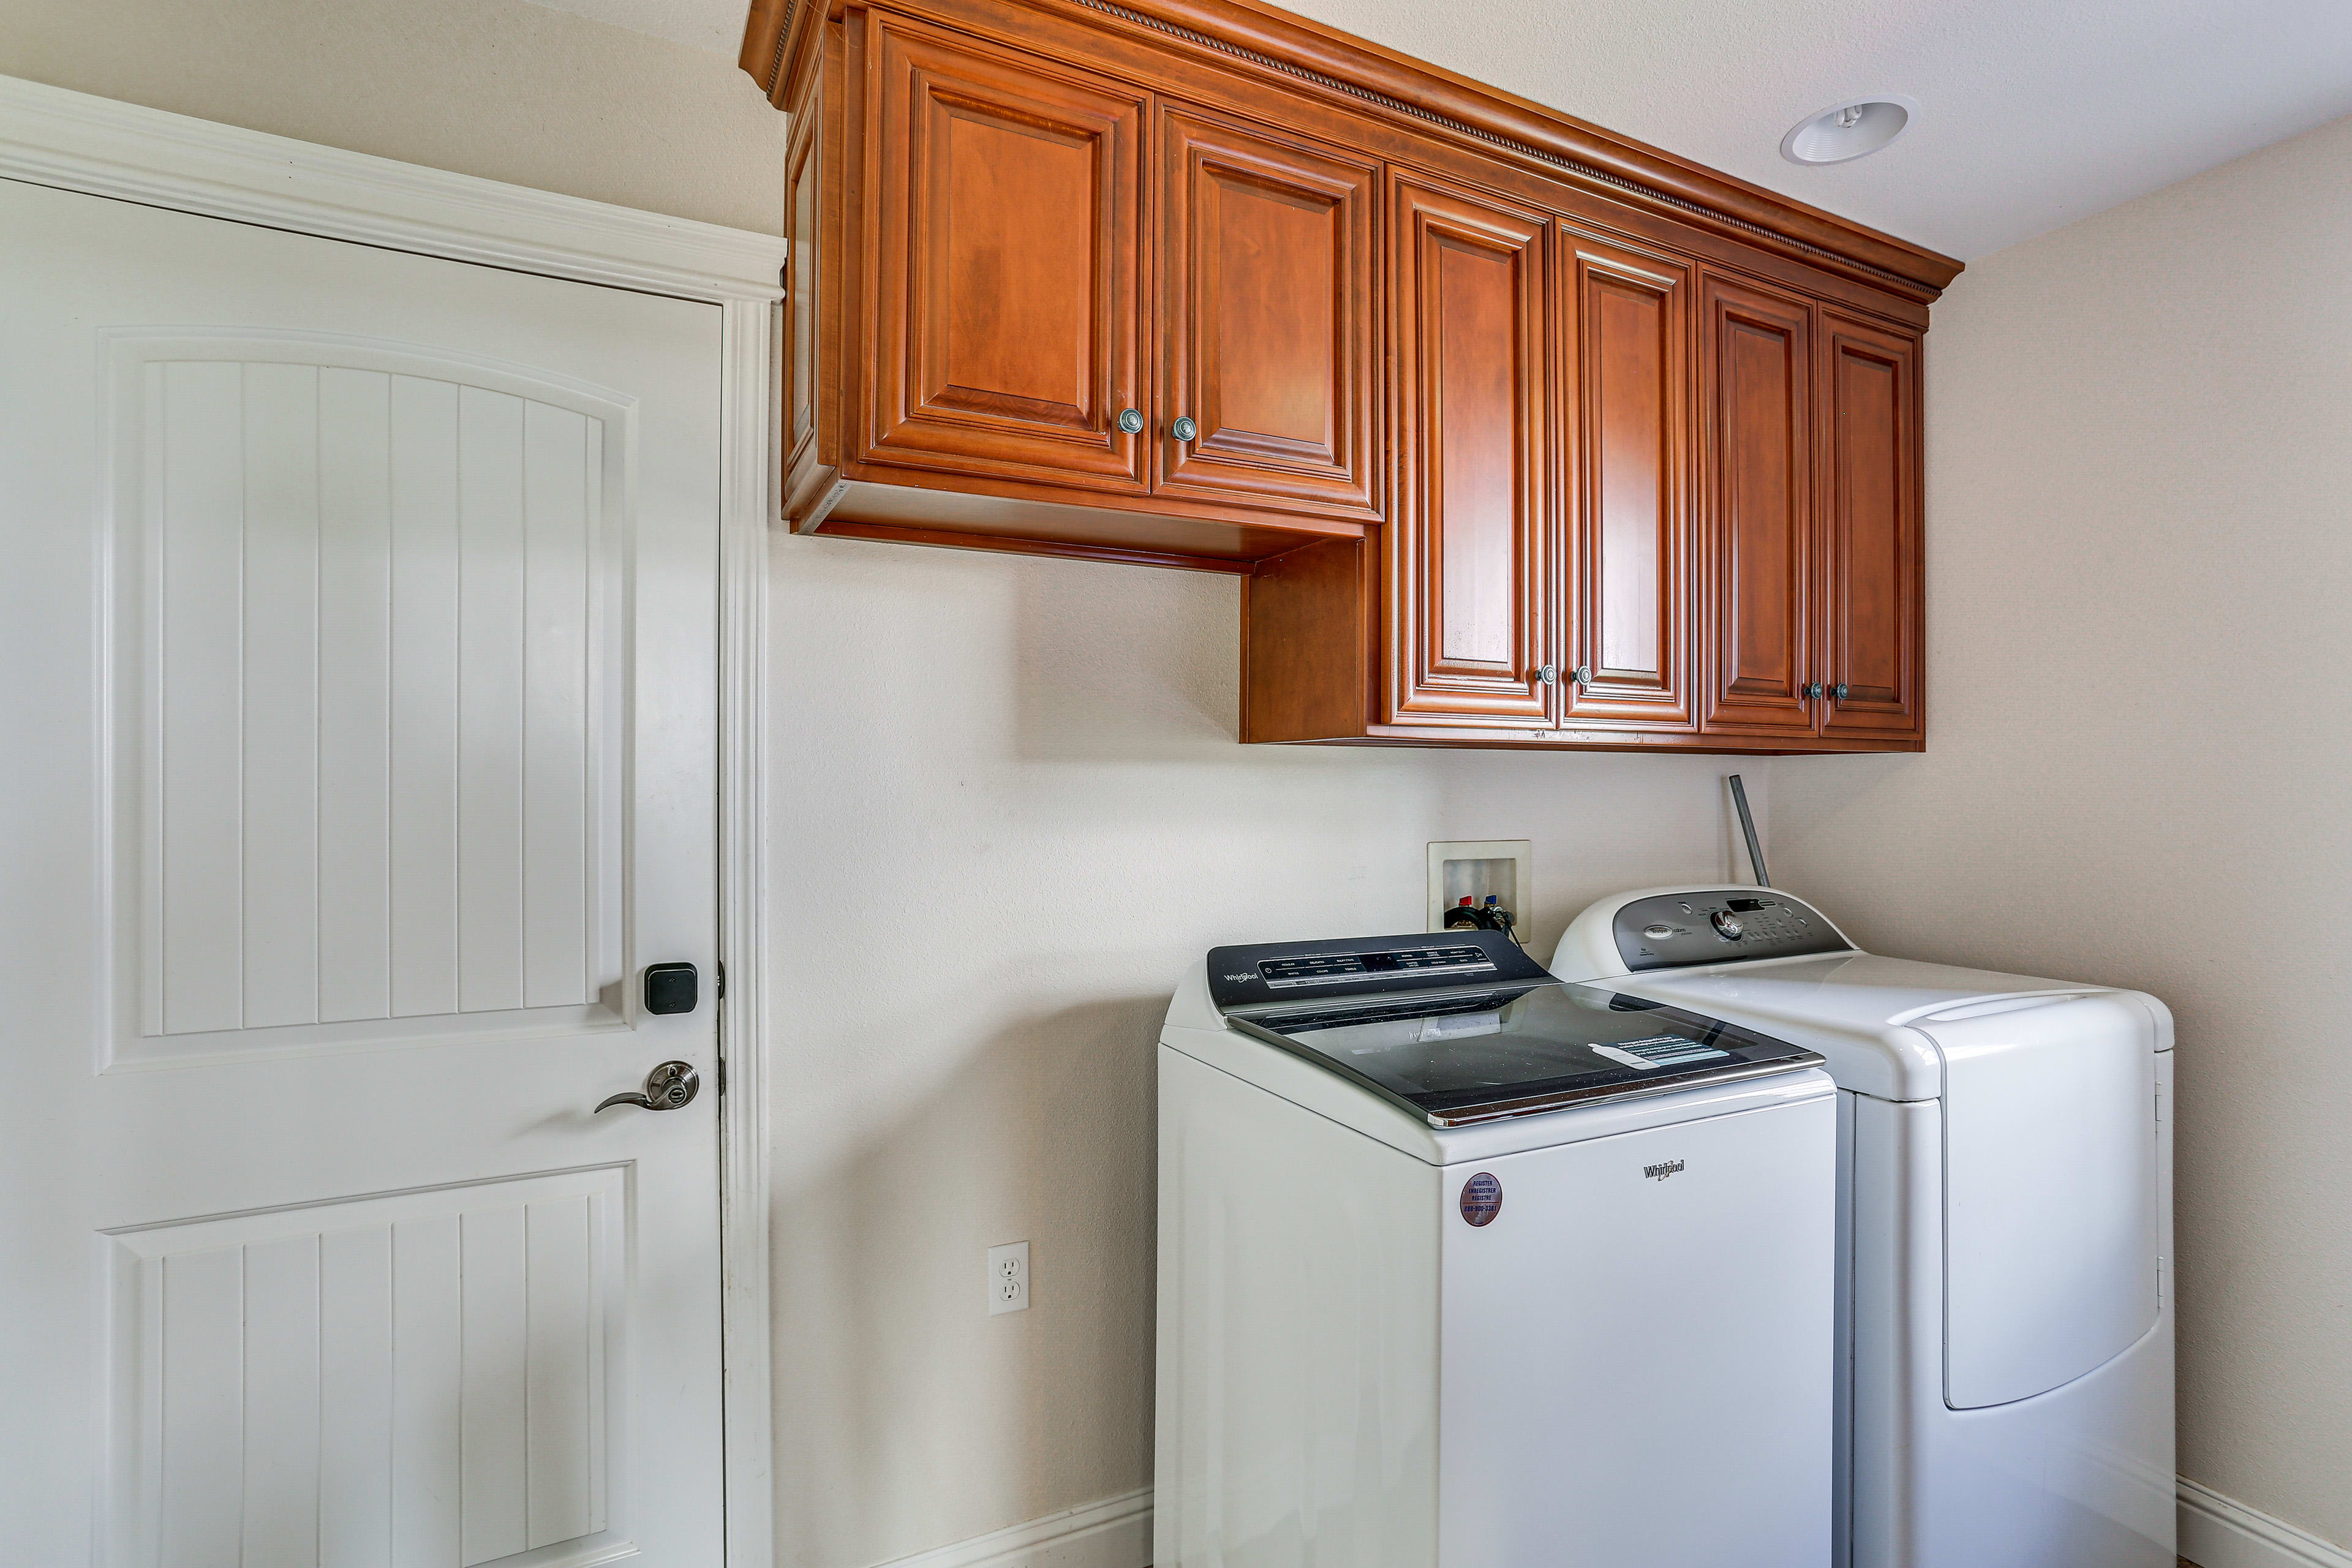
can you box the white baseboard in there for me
[2182,1478,2352,1568]
[868,1476,2352,1568]
[869,1489,1152,1568]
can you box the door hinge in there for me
[715,960,727,1001]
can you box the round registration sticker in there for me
[1459,1172,1502,1227]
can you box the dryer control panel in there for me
[1614,891,1850,971]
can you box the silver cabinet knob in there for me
[1831,683,1850,701]
[595,1060,700,1114]
[1116,407,1144,434]
[1171,415,1198,442]
[1537,663,1558,685]
[1572,665,1594,687]
[1803,682,1824,699]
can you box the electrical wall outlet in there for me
[987,1242,1030,1315]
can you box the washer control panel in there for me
[1207,928,1553,1012]
[1613,891,1850,971]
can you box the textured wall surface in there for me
[766,536,1772,1566]
[1773,110,2352,1553]
[0,0,784,230]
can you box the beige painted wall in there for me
[1773,110,2352,1552]
[0,0,785,230]
[35,0,2350,1553]
[766,536,1774,1566]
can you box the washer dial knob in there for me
[1709,910,1744,940]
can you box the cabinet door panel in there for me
[865,18,1145,490]
[1700,276,1815,735]
[1563,232,1692,726]
[1159,105,1378,518]
[1820,314,1922,737]
[1389,178,1551,722]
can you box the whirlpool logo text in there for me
[1643,1159,1686,1182]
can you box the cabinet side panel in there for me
[782,58,826,511]
[1156,1047,1440,1568]
[1243,537,1368,741]
[782,23,848,528]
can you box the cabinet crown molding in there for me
[741,0,1961,300]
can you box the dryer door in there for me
[1924,994,2159,1409]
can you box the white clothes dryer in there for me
[1155,928,1839,1568]
[1552,888,2175,1568]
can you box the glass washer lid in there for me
[1229,980,1820,1126]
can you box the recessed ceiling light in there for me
[1781,96,1917,165]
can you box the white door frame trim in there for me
[0,72,785,1568]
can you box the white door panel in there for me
[0,177,723,1566]
[105,1168,624,1568]
[118,334,635,1065]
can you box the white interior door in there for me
[0,176,726,1566]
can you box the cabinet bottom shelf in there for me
[798,476,1368,576]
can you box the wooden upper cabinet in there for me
[747,0,1953,749]
[1819,312,1923,739]
[864,17,1147,491]
[1388,176,1551,724]
[1157,104,1379,521]
[1700,275,1816,737]
[1561,229,1694,728]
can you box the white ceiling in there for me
[527,0,2352,260]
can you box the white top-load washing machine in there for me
[1552,889,2175,1568]
[1155,928,1840,1568]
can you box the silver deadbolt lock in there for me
[1171,415,1199,442]
[595,1061,700,1115]
[1116,407,1145,434]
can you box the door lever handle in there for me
[595,1060,700,1114]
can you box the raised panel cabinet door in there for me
[1699,275,1816,735]
[1819,312,1923,738]
[1561,230,1694,727]
[1157,103,1379,519]
[865,16,1147,491]
[1387,176,1552,723]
